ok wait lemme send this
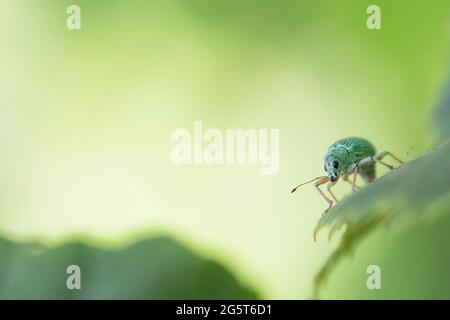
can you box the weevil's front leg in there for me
[314,176,333,213]
[351,164,359,192]
[326,180,339,203]
[373,151,403,170]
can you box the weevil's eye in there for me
[324,165,327,172]
[332,160,339,169]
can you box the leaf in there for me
[432,69,450,144]
[312,142,450,298]
[0,236,257,299]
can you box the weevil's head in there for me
[324,153,346,182]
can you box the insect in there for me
[291,137,403,213]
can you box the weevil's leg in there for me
[375,158,394,170]
[357,151,398,172]
[342,174,361,190]
[374,151,403,168]
[314,176,333,213]
[351,164,359,192]
[326,180,339,203]
[387,152,403,165]
[369,151,394,170]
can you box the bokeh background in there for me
[1,0,450,299]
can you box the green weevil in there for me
[291,137,403,212]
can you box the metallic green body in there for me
[324,137,376,183]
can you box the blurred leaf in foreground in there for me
[432,70,450,144]
[0,236,257,299]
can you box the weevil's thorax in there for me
[323,146,353,182]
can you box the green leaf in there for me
[432,70,450,144]
[0,236,257,299]
[312,142,450,298]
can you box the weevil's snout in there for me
[329,175,338,182]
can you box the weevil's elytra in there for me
[291,137,403,213]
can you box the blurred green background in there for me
[1,0,449,299]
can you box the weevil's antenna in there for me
[291,176,328,193]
